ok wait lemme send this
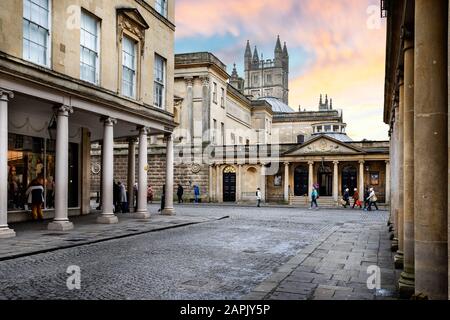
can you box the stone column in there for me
[201,76,211,143]
[48,105,75,231]
[134,127,150,219]
[414,0,448,300]
[216,164,221,203]
[260,163,266,203]
[395,78,405,269]
[391,109,400,252]
[80,128,91,215]
[162,134,175,215]
[308,161,314,200]
[127,138,136,213]
[0,90,15,238]
[385,160,391,206]
[209,164,214,202]
[97,117,119,224]
[358,160,365,202]
[399,36,415,297]
[333,161,339,202]
[185,77,194,143]
[237,164,242,203]
[284,162,290,203]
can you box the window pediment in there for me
[117,8,149,54]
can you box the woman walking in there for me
[342,188,350,208]
[352,188,362,209]
[367,188,379,211]
[310,187,319,210]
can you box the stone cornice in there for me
[0,52,176,130]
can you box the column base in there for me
[131,211,151,219]
[0,227,16,239]
[391,239,399,252]
[48,220,74,231]
[97,214,119,224]
[398,272,415,299]
[161,208,175,216]
[394,251,404,269]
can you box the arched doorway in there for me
[342,165,357,196]
[294,165,308,196]
[223,166,236,202]
[318,164,332,196]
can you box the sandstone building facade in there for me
[0,0,177,238]
[382,0,449,299]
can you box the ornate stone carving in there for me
[117,10,148,56]
[289,138,359,155]
[101,117,117,126]
[0,89,14,101]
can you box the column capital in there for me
[127,137,137,144]
[283,162,290,166]
[200,76,210,86]
[137,126,150,135]
[54,105,74,117]
[308,161,314,165]
[385,160,390,165]
[0,89,14,101]
[101,117,117,126]
[359,160,365,165]
[163,132,173,141]
[184,76,194,87]
[333,160,340,165]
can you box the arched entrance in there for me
[342,165,357,196]
[223,166,236,202]
[294,165,308,196]
[318,164,332,196]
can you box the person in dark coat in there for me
[342,188,350,208]
[25,178,44,220]
[113,180,121,213]
[177,184,184,203]
[158,184,166,213]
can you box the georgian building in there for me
[381,0,449,300]
[0,0,176,239]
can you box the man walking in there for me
[256,188,262,207]
[177,183,184,203]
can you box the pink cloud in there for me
[175,0,389,140]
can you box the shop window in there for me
[7,133,79,211]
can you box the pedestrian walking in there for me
[363,187,369,210]
[342,188,350,208]
[25,178,44,220]
[367,187,379,211]
[177,183,184,203]
[118,181,128,213]
[256,188,262,207]
[352,188,362,209]
[310,187,319,210]
[133,182,138,212]
[158,184,166,213]
[113,180,120,213]
[193,185,200,203]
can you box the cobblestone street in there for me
[0,205,397,300]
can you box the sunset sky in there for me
[174,0,389,141]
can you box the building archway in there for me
[294,165,309,196]
[318,164,332,196]
[223,166,236,202]
[342,165,357,196]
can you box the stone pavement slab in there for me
[0,211,226,261]
[243,210,401,300]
